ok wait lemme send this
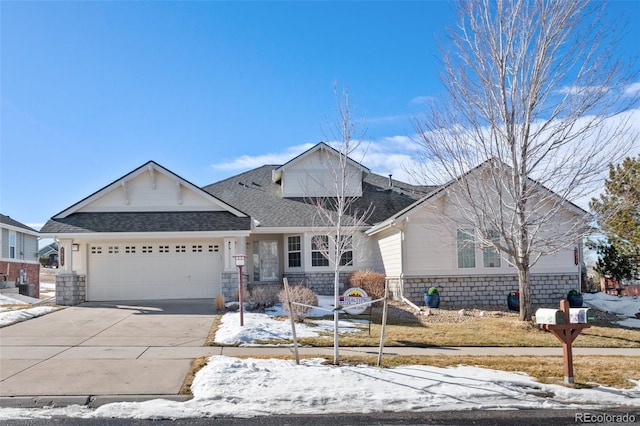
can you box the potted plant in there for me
[507,291,520,311]
[567,289,583,308]
[424,287,440,308]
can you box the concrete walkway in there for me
[1,300,639,408]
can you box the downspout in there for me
[397,220,421,312]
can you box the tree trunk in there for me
[517,265,532,321]
[333,270,340,365]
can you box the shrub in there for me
[428,286,439,295]
[247,286,280,311]
[214,294,226,312]
[348,270,385,305]
[278,285,318,322]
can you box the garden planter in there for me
[424,293,440,308]
[567,293,583,308]
[507,293,519,311]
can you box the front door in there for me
[253,240,279,281]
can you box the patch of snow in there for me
[0,306,58,327]
[1,357,638,420]
[583,293,640,328]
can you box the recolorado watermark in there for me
[575,412,636,423]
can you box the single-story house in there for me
[0,213,40,297]
[41,143,585,307]
[38,242,59,268]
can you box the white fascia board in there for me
[1,224,39,237]
[40,230,251,241]
[251,226,371,234]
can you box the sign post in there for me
[233,254,247,327]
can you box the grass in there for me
[207,306,640,348]
[187,305,640,396]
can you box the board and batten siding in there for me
[79,169,224,212]
[280,151,363,198]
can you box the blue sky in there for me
[1,0,639,230]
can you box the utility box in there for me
[535,308,566,325]
[569,308,595,324]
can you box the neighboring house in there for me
[38,242,59,268]
[0,213,40,298]
[41,143,584,307]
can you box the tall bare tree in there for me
[308,86,373,364]
[412,0,638,320]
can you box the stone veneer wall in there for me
[56,272,86,306]
[395,274,579,309]
[221,271,251,301]
[282,272,350,295]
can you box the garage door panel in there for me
[87,242,223,301]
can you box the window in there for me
[208,245,219,252]
[176,245,186,253]
[107,246,119,254]
[159,245,170,253]
[142,246,153,254]
[91,246,103,254]
[457,229,475,268]
[339,235,353,266]
[192,245,203,253]
[482,230,501,268]
[9,231,16,259]
[287,236,302,268]
[125,246,136,254]
[311,235,329,267]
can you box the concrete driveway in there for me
[0,299,221,400]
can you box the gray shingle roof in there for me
[202,166,437,228]
[40,211,252,234]
[0,214,37,233]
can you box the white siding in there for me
[281,152,362,198]
[80,169,224,212]
[376,228,403,277]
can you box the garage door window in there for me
[91,246,102,254]
[142,246,153,253]
[125,246,136,254]
[108,246,119,254]
[159,245,170,253]
[176,245,186,253]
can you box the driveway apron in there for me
[0,299,217,397]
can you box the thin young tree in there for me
[411,0,638,320]
[308,86,373,364]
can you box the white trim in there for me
[53,161,248,219]
[40,230,251,240]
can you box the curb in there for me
[0,394,193,409]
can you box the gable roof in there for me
[203,164,434,229]
[38,242,58,257]
[272,142,371,183]
[366,158,590,235]
[0,214,38,235]
[41,161,253,235]
[52,161,248,219]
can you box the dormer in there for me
[272,142,370,198]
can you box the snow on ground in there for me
[1,356,639,420]
[583,292,640,328]
[1,293,639,420]
[0,294,58,327]
[214,296,366,345]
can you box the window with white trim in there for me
[9,231,16,259]
[482,230,501,268]
[457,228,475,268]
[287,236,302,268]
[338,235,353,266]
[311,235,329,267]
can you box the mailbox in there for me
[569,308,595,324]
[535,308,566,325]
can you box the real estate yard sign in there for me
[340,287,372,315]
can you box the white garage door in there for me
[87,241,223,301]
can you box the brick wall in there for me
[0,261,40,298]
[394,273,579,309]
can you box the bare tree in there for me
[411,0,638,320]
[308,85,374,364]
